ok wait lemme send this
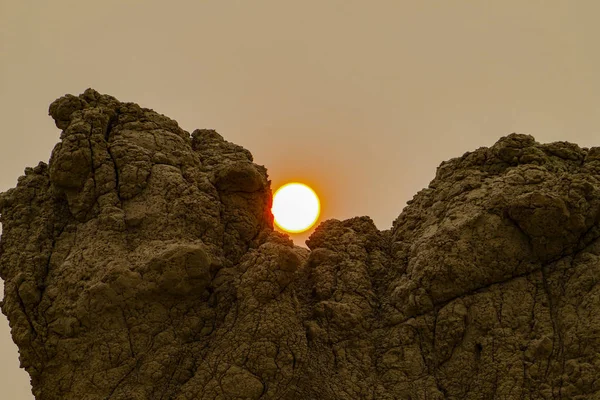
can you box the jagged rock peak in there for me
[1,90,600,399]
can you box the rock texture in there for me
[1,90,600,399]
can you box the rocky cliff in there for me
[1,90,599,399]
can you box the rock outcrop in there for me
[1,90,600,399]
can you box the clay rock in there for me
[1,92,600,399]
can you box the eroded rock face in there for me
[1,90,599,399]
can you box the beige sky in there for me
[1,1,599,398]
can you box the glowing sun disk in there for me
[272,183,320,233]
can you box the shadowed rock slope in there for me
[1,90,600,399]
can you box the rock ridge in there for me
[1,89,599,399]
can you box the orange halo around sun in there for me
[272,182,320,233]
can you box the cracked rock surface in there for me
[1,89,600,399]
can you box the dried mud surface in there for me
[1,90,600,399]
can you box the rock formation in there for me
[1,89,600,399]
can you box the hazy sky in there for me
[1,1,600,398]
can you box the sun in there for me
[272,183,320,233]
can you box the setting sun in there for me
[272,183,320,233]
